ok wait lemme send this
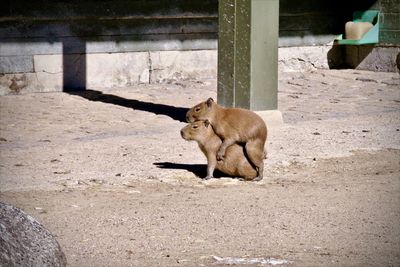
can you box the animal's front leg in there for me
[217,138,236,161]
[205,153,217,179]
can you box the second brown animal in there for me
[181,120,258,180]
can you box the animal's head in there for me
[186,97,215,123]
[180,120,212,141]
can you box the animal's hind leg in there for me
[245,140,265,181]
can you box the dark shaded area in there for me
[328,44,377,70]
[0,0,219,20]
[0,0,218,42]
[397,52,400,73]
[1,0,377,39]
[63,40,86,91]
[68,89,188,122]
[327,44,347,69]
[1,0,381,44]
[154,162,227,179]
[344,45,375,69]
[154,162,206,178]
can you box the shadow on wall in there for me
[63,40,86,91]
[326,43,399,71]
[342,45,375,69]
[327,44,375,69]
[60,34,189,123]
[68,89,189,122]
[397,53,400,73]
[327,44,346,69]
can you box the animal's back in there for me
[217,107,267,143]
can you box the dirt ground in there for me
[0,69,399,266]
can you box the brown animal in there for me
[186,98,267,181]
[180,120,257,180]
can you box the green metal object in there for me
[218,0,279,111]
[336,10,380,45]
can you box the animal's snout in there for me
[186,114,195,123]
[180,128,188,140]
[185,110,193,123]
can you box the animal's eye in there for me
[195,107,201,112]
[192,125,198,129]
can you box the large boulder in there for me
[0,202,67,267]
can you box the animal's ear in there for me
[204,120,210,128]
[206,97,214,107]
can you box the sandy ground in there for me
[0,69,399,266]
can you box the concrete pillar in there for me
[218,0,280,116]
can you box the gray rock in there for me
[0,202,67,267]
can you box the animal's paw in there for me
[217,151,225,161]
[253,176,263,182]
[204,176,213,180]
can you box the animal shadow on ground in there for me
[68,89,188,122]
[154,162,228,179]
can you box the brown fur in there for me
[186,98,267,180]
[180,120,257,180]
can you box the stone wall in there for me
[0,50,218,94]
[0,0,218,94]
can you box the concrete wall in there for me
[0,0,218,94]
[0,0,399,95]
[0,50,218,94]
